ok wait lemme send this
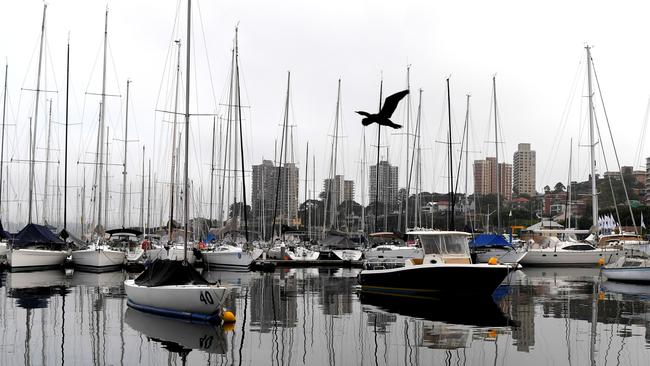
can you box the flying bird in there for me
[356,89,409,129]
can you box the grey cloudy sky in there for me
[0,0,648,228]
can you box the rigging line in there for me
[591,57,638,232]
[542,57,584,186]
[195,0,219,112]
[632,96,650,169]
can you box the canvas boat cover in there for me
[134,259,210,287]
[469,234,511,248]
[0,220,12,240]
[11,223,65,249]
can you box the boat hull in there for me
[331,249,363,261]
[203,248,263,268]
[358,263,512,298]
[71,248,125,271]
[476,249,527,264]
[124,279,228,323]
[8,249,69,271]
[167,246,196,264]
[603,267,650,282]
[519,248,623,267]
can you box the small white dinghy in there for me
[602,256,650,283]
[124,259,230,323]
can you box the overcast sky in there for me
[0,0,649,228]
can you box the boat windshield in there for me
[419,234,469,256]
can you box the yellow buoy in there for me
[598,291,605,301]
[488,257,498,265]
[221,310,237,323]
[597,258,605,266]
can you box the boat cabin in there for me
[406,231,472,265]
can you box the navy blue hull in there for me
[358,264,511,298]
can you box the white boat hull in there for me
[145,247,168,261]
[203,248,263,268]
[603,267,650,282]
[71,248,125,270]
[124,279,228,322]
[8,249,69,270]
[519,248,623,266]
[476,249,527,264]
[0,242,8,257]
[332,249,363,261]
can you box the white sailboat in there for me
[9,5,68,271]
[124,0,229,323]
[70,11,126,271]
[520,46,624,267]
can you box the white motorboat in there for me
[602,256,650,282]
[124,260,229,323]
[332,249,363,261]
[267,242,319,261]
[364,244,424,262]
[476,249,527,265]
[71,240,125,272]
[203,244,263,269]
[358,230,514,298]
[519,237,625,267]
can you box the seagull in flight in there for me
[356,89,409,129]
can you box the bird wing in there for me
[380,89,409,118]
[356,111,371,117]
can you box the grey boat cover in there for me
[135,259,210,287]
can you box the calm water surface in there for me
[1,266,650,365]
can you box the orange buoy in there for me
[597,258,605,266]
[221,310,236,323]
[488,257,498,265]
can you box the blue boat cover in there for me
[11,223,65,249]
[469,234,511,248]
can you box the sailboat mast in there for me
[140,146,145,231]
[29,4,47,224]
[374,78,382,233]
[0,63,7,220]
[493,76,500,232]
[63,38,69,231]
[168,39,182,242]
[447,78,455,230]
[415,89,422,228]
[463,95,471,228]
[586,46,598,232]
[146,159,151,233]
[97,9,108,230]
[43,99,53,223]
[209,117,216,224]
[271,71,290,240]
[331,79,341,230]
[405,66,411,231]
[305,141,309,232]
[121,79,130,228]
[183,0,192,260]
[235,27,249,241]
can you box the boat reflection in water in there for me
[359,292,511,327]
[125,308,228,356]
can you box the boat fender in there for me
[597,258,605,266]
[221,309,236,323]
[488,257,498,265]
